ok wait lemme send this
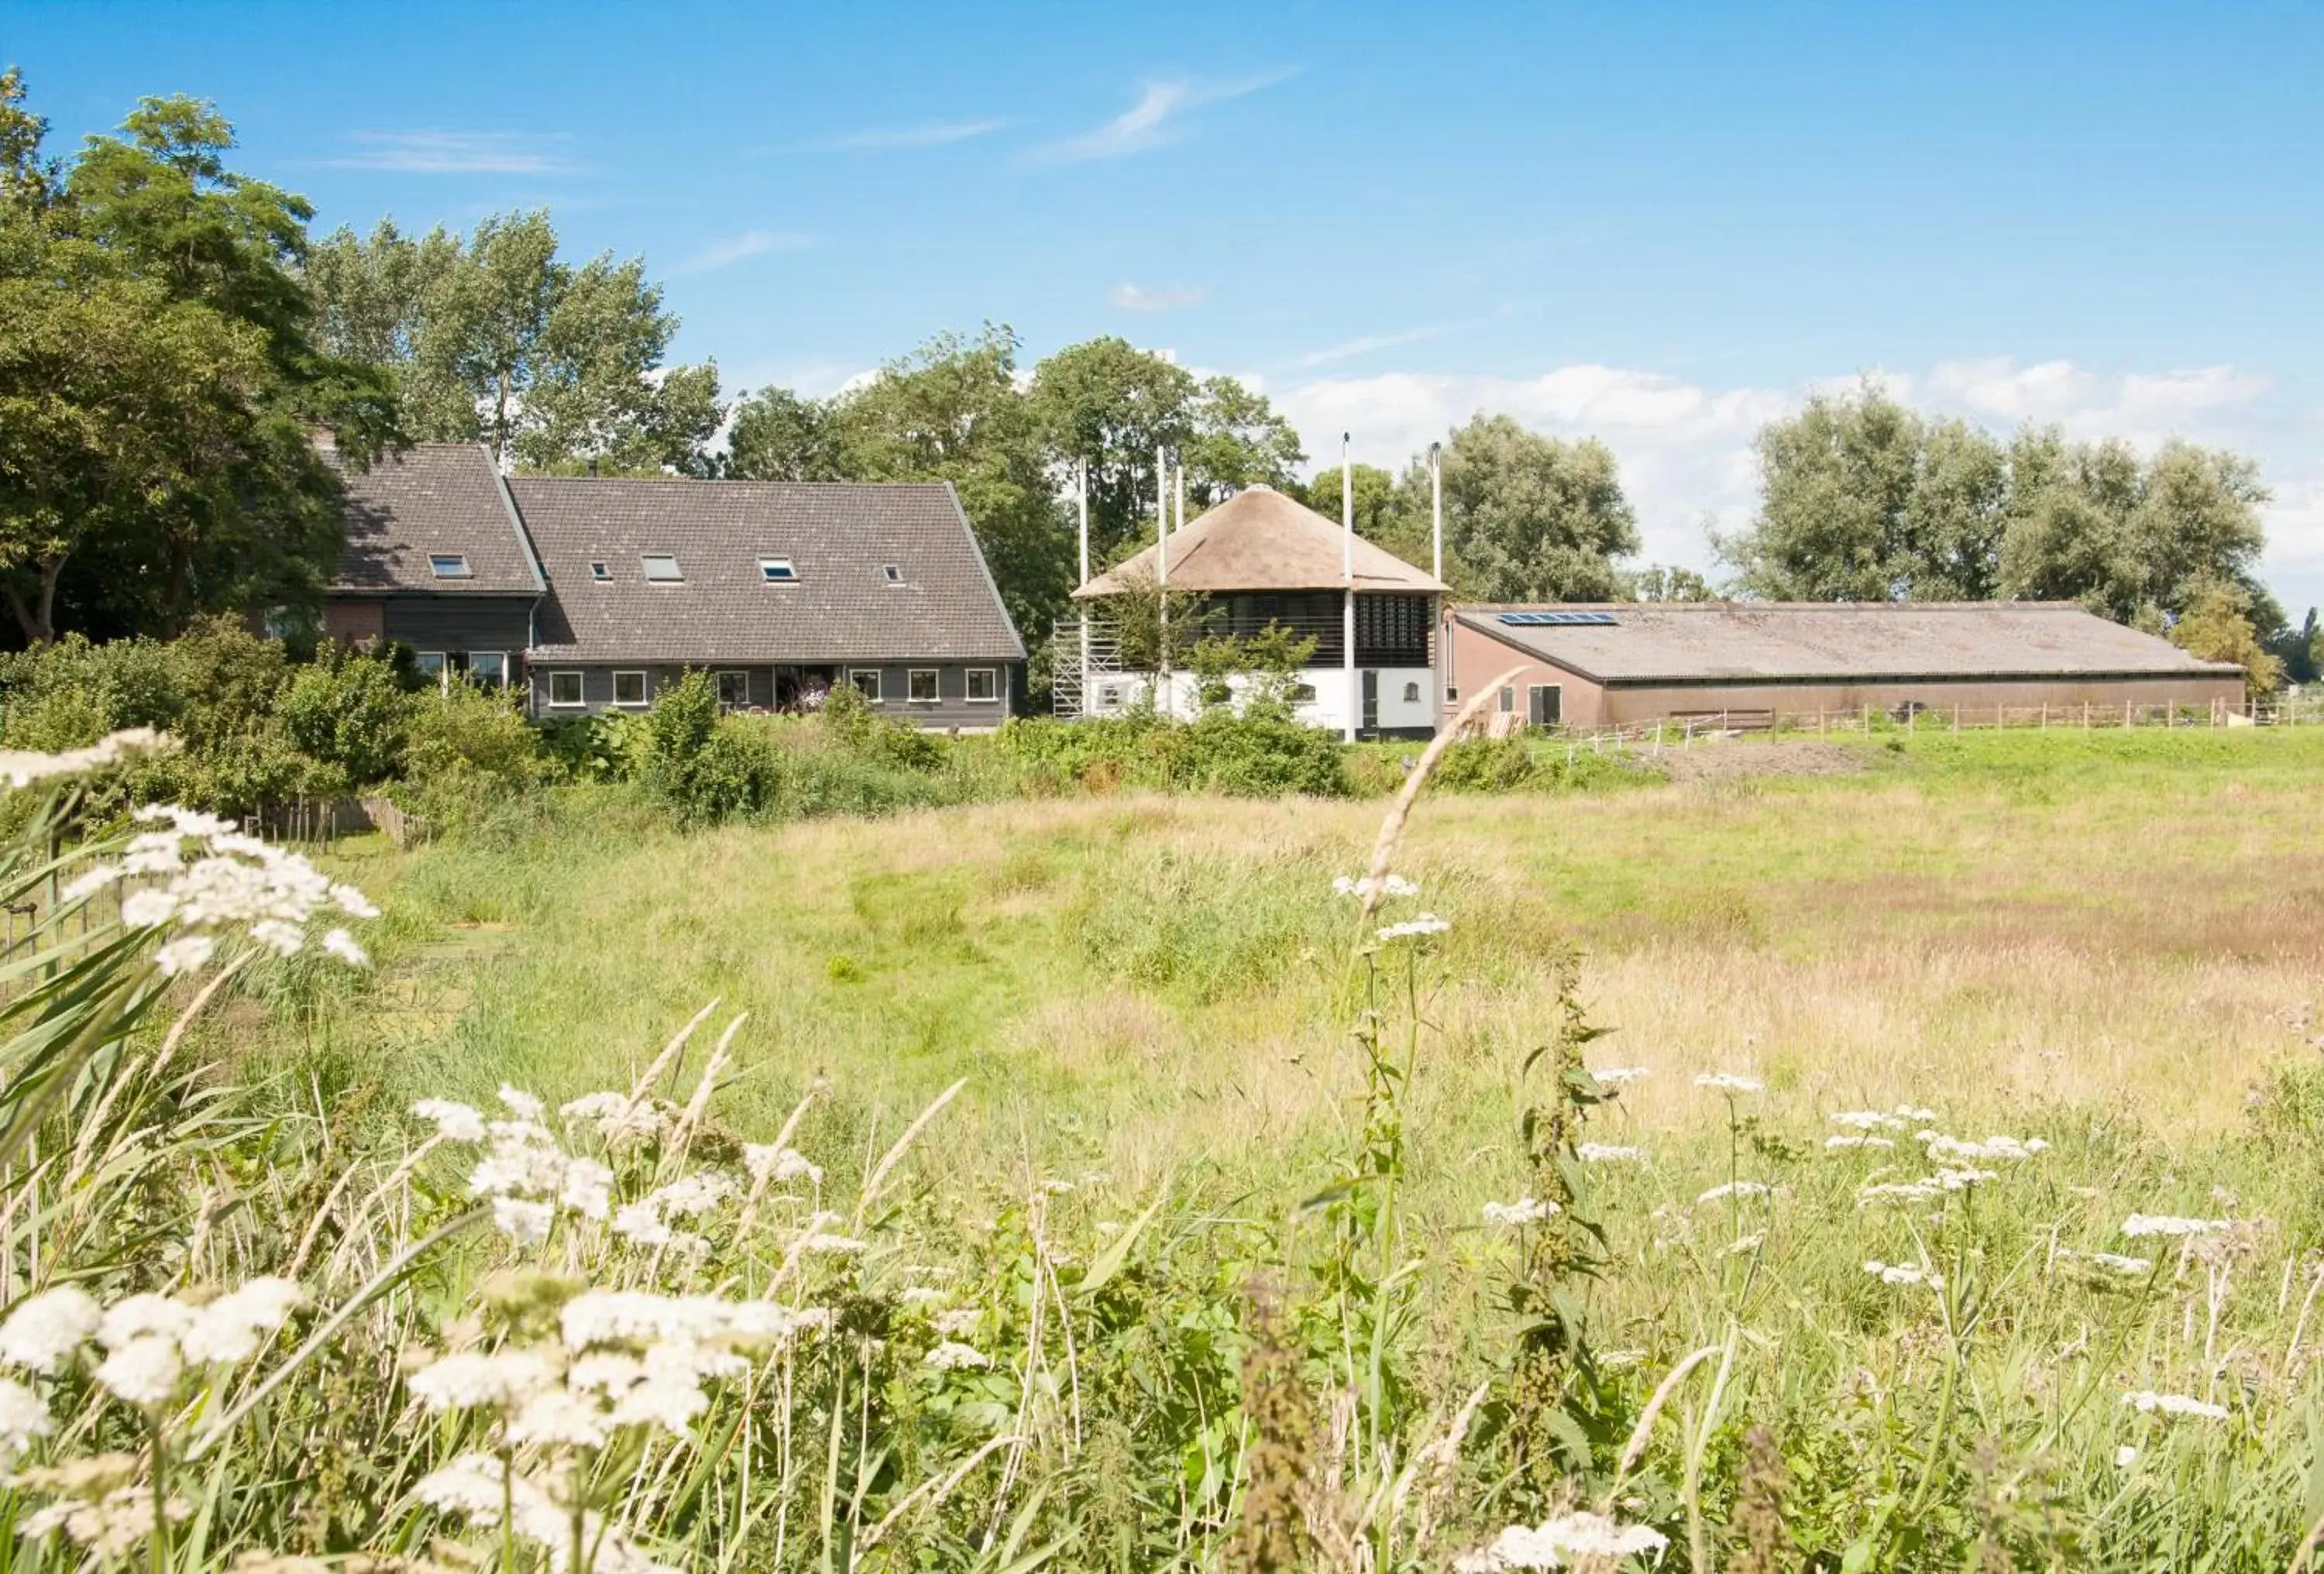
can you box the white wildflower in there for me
[932,1308,981,1339]
[94,1337,182,1406]
[504,1387,610,1449]
[1537,1510,1670,1558]
[329,882,380,919]
[1482,1198,1558,1225]
[1923,1133,2048,1163]
[0,1378,51,1453]
[179,1277,304,1366]
[2123,1214,2235,1239]
[1863,1260,1943,1289]
[60,864,124,902]
[97,1293,193,1351]
[1723,1232,1764,1256]
[413,1452,525,1515]
[20,1483,190,1557]
[1597,1349,1647,1370]
[1375,914,1450,941]
[924,1341,992,1371]
[121,889,179,929]
[607,1367,709,1432]
[650,1174,736,1218]
[493,1197,555,1247]
[2123,1390,2228,1420]
[498,1084,545,1121]
[408,1349,557,1412]
[1824,1135,1895,1150]
[411,1099,487,1143]
[320,928,370,967]
[1590,1066,1651,1085]
[1576,1143,1642,1163]
[248,918,304,956]
[1830,1110,1905,1131]
[797,1232,869,1255]
[745,1144,822,1186]
[153,935,216,976]
[2116,1445,2140,1467]
[1694,1073,1762,1094]
[0,730,166,789]
[1894,1104,1938,1122]
[1696,1181,1771,1205]
[1858,1180,1942,1205]
[2058,1249,2152,1276]
[1333,873,1419,899]
[899,1286,948,1309]
[1932,1167,1997,1191]
[0,1285,101,1373]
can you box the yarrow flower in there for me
[1696,1181,1771,1205]
[1922,1133,2049,1163]
[88,805,377,976]
[1824,1135,1895,1150]
[923,1341,992,1370]
[1863,1260,1943,1289]
[0,1286,102,1373]
[1375,914,1451,942]
[411,1099,488,1143]
[1694,1073,1762,1094]
[1576,1143,1642,1163]
[1482,1198,1558,1226]
[931,1308,981,1339]
[2123,1214,2236,1239]
[1590,1066,1650,1086]
[1333,873,1419,900]
[178,1278,304,1366]
[2054,1249,2154,1277]
[1466,1510,1670,1568]
[2123,1390,2228,1420]
[1830,1110,1906,1131]
[0,1377,50,1454]
[0,729,167,789]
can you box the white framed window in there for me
[964,668,999,703]
[1445,686,1459,703]
[589,561,610,582]
[1401,681,1421,703]
[881,564,902,584]
[415,651,447,682]
[641,553,682,583]
[612,671,648,708]
[548,671,586,708]
[848,669,882,703]
[428,553,471,579]
[758,556,798,583]
[907,668,939,703]
[1527,684,1563,727]
[469,651,509,688]
[1498,686,1515,713]
[715,671,751,708]
[1094,681,1123,712]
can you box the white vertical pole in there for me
[1076,458,1091,715]
[1157,447,1171,715]
[1429,439,1443,733]
[1342,431,1356,742]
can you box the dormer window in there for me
[759,557,799,583]
[589,561,610,582]
[641,553,682,583]
[881,564,902,584]
[428,554,472,579]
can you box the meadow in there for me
[7,724,2324,1572]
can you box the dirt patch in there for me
[1657,740,1872,782]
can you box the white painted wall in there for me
[1082,668,1438,734]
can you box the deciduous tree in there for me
[1413,414,1638,602]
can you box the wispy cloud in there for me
[1028,69,1298,163]
[678,230,819,273]
[1109,281,1207,314]
[789,119,1009,153]
[325,131,577,175]
[1297,328,1439,367]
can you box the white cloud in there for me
[1027,70,1298,163]
[1108,282,1207,314]
[1296,328,1439,367]
[677,230,817,273]
[792,119,1009,152]
[1275,356,2312,584]
[325,132,576,175]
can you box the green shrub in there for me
[277,647,414,786]
[1160,711,1350,797]
[395,680,548,833]
[1432,737,1541,792]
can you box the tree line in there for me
[2,73,2313,686]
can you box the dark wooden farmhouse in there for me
[323,443,1026,726]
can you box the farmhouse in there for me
[1065,485,1448,737]
[321,442,1025,725]
[1446,600,2247,730]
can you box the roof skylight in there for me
[428,553,473,579]
[641,553,683,583]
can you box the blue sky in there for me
[13,1,2324,607]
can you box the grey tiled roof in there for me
[326,443,543,596]
[511,477,1025,664]
[1458,601,2245,683]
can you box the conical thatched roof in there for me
[1072,486,1446,598]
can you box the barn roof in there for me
[1074,486,1446,597]
[325,442,543,596]
[513,476,1026,665]
[1457,601,2244,685]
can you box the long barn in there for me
[1446,600,2247,730]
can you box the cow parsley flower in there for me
[1375,914,1450,941]
[1893,1104,1938,1122]
[2123,1214,2235,1239]
[1590,1066,1651,1085]
[1931,1167,1996,1191]
[899,1286,948,1309]
[96,1293,193,1351]
[1694,1073,1762,1094]
[1576,1143,1642,1163]
[1864,1260,1943,1289]
[1824,1135,1894,1150]
[1536,1510,1670,1559]
[504,1388,610,1450]
[498,1084,546,1122]
[745,1145,822,1186]
[1697,1181,1771,1205]
[0,1378,52,1454]
[93,1337,183,1407]
[0,1286,101,1373]
[493,1198,555,1247]
[411,1099,487,1143]
[1482,1198,1558,1225]
[2123,1390,2227,1420]
[559,1158,614,1221]
[1830,1110,1904,1131]
[153,936,217,977]
[408,1349,558,1412]
[320,928,370,967]
[1334,873,1419,899]
[179,1277,304,1366]
[797,1231,869,1255]
[1923,1134,2048,1163]
[19,1483,191,1557]
[932,1308,981,1338]
[924,1341,992,1370]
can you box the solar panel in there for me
[1497,610,1619,627]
